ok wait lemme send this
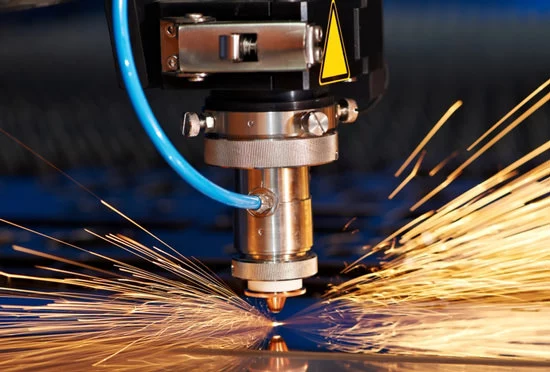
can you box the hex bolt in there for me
[248,188,278,217]
[302,111,330,136]
[203,113,216,130]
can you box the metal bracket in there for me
[161,17,323,80]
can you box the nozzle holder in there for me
[244,287,306,298]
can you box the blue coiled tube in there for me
[112,0,261,210]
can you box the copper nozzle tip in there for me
[268,335,289,352]
[244,288,305,313]
[266,296,286,313]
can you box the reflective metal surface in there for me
[121,348,550,372]
[232,254,317,281]
[248,335,309,372]
[205,106,337,139]
[235,167,313,259]
[233,167,316,309]
[174,22,319,73]
[302,111,330,136]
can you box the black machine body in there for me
[105,0,386,111]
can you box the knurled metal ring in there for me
[204,133,338,169]
[232,254,318,281]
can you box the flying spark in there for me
[288,81,550,360]
[467,78,550,152]
[411,87,550,211]
[0,226,272,367]
[290,142,550,359]
[388,150,426,200]
[394,100,463,178]
[429,150,459,177]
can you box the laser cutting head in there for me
[205,94,361,313]
[107,0,385,313]
[203,93,365,312]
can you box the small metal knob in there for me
[182,113,202,137]
[182,112,215,137]
[337,98,359,124]
[302,111,330,136]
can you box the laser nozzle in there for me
[266,295,286,313]
[245,283,306,313]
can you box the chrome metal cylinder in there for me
[199,101,348,311]
[232,166,318,301]
[235,167,313,259]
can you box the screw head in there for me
[165,24,176,38]
[182,112,202,137]
[313,26,324,43]
[303,111,329,136]
[167,55,178,71]
[313,47,323,63]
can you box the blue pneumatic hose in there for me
[112,0,261,210]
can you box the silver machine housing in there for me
[202,103,353,308]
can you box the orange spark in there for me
[0,226,273,368]
[429,151,459,177]
[291,141,550,359]
[410,91,550,211]
[389,150,427,200]
[395,100,463,177]
[468,78,550,151]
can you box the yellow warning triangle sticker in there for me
[319,0,350,86]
